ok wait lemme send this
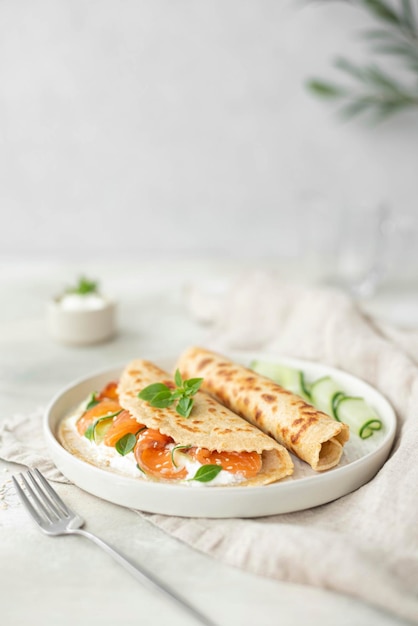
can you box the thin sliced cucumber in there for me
[359,419,383,439]
[335,397,382,439]
[171,444,192,468]
[84,410,122,444]
[310,376,342,418]
[332,391,346,421]
[250,361,311,401]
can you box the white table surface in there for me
[0,259,414,626]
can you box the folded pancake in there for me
[118,359,293,485]
[176,347,350,472]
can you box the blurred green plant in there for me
[66,276,99,296]
[307,0,418,120]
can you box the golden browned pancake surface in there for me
[176,347,349,471]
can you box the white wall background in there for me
[0,0,417,274]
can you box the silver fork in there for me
[13,468,216,626]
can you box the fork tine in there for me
[20,473,59,522]
[12,475,45,525]
[26,470,65,520]
[32,468,72,517]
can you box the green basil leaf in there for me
[115,433,137,456]
[138,374,204,419]
[66,276,99,296]
[192,464,222,482]
[149,390,175,408]
[183,378,204,396]
[176,397,193,418]
[184,377,204,389]
[174,369,183,388]
[138,383,170,402]
[84,423,95,441]
[85,392,99,410]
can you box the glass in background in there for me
[334,205,418,298]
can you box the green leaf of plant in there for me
[372,41,418,61]
[183,378,204,394]
[66,276,99,296]
[138,373,204,419]
[373,99,412,121]
[84,423,95,441]
[360,27,397,41]
[340,98,374,120]
[174,369,183,387]
[192,464,223,483]
[401,0,416,34]
[149,390,175,408]
[307,79,345,98]
[364,64,404,92]
[361,0,403,27]
[334,57,370,83]
[138,382,170,402]
[176,397,194,418]
[85,392,99,410]
[115,433,137,456]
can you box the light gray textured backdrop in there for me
[0,0,417,276]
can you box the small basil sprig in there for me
[66,276,99,296]
[192,465,222,483]
[138,370,203,418]
[115,433,137,456]
[115,427,146,456]
[85,391,99,411]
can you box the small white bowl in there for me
[47,297,116,346]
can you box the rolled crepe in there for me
[176,347,350,472]
[118,359,293,485]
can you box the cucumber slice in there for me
[310,376,342,418]
[93,415,116,444]
[250,360,311,401]
[335,397,382,438]
[171,444,192,468]
[84,410,121,444]
[358,419,383,439]
[332,391,346,421]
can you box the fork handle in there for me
[69,528,216,626]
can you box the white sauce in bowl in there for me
[58,294,107,311]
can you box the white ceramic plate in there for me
[44,353,397,518]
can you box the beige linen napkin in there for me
[1,274,418,623]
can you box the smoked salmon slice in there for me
[190,448,262,478]
[134,429,187,480]
[133,428,262,480]
[97,381,119,401]
[103,410,145,447]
